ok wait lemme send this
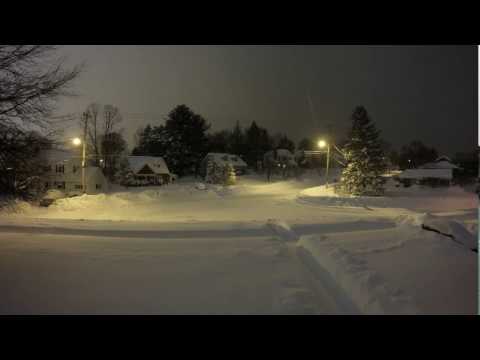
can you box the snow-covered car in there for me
[39,189,65,207]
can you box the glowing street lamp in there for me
[72,137,82,146]
[318,140,327,149]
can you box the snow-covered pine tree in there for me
[339,106,387,196]
[223,163,236,186]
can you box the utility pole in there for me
[325,143,331,187]
[82,111,89,194]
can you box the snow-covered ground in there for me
[0,174,477,314]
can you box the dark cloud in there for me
[57,45,477,156]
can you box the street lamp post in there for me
[81,112,89,194]
[72,111,89,194]
[318,139,331,187]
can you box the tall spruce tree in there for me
[162,105,210,176]
[339,106,387,196]
[228,121,245,156]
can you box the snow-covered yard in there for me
[0,174,477,314]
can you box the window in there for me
[45,182,49,189]
[231,156,238,162]
[96,184,102,189]
[75,184,82,190]
[221,155,228,161]
[72,165,77,173]
[55,164,64,173]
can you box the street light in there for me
[72,137,81,146]
[318,139,330,187]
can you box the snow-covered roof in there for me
[273,149,297,166]
[205,153,247,167]
[419,160,459,170]
[275,149,294,158]
[127,156,170,175]
[435,156,452,163]
[416,155,460,170]
[398,168,453,180]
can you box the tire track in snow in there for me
[265,219,361,314]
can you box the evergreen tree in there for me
[132,124,153,155]
[297,138,314,151]
[339,106,387,196]
[228,121,246,156]
[161,105,210,176]
[117,157,136,187]
[223,163,236,185]
[245,122,272,168]
[398,140,438,169]
[207,130,230,153]
[276,134,295,153]
[101,131,128,182]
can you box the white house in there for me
[38,148,109,195]
[200,153,248,176]
[127,156,174,185]
[418,156,460,171]
[397,156,460,184]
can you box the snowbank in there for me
[298,182,477,212]
[298,235,420,314]
[266,219,298,241]
[297,216,478,314]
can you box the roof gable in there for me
[127,156,170,174]
[138,164,155,174]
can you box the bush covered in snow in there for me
[223,163,236,186]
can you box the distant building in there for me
[271,149,297,167]
[419,156,460,170]
[200,153,248,176]
[397,156,460,185]
[127,156,174,185]
[38,148,109,195]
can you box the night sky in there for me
[57,45,477,156]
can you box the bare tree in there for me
[0,45,82,198]
[103,104,122,135]
[80,103,101,166]
[0,45,82,130]
[102,104,124,180]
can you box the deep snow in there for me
[0,174,477,314]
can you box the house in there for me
[200,153,248,176]
[38,148,109,195]
[264,149,297,168]
[127,156,174,185]
[418,156,460,170]
[396,156,460,186]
